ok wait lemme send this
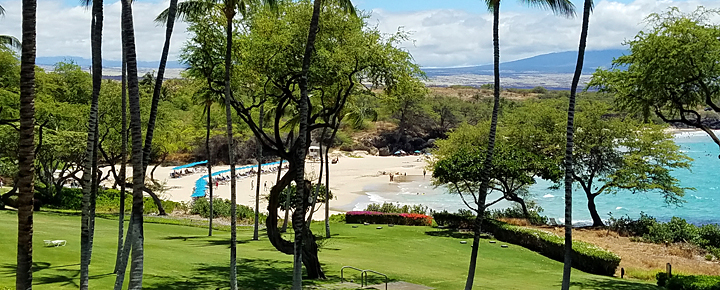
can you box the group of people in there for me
[205,162,289,192]
[170,167,207,179]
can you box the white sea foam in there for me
[543,194,554,198]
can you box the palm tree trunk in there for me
[121,0,146,287]
[293,0,323,287]
[464,2,501,289]
[16,0,36,288]
[142,0,178,175]
[561,1,592,288]
[280,157,290,233]
[133,0,178,217]
[223,8,238,290]
[80,0,103,286]
[325,120,339,238]
[114,55,128,273]
[254,104,264,240]
[206,102,214,236]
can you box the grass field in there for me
[0,210,659,290]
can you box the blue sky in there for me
[3,0,718,67]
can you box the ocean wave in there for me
[543,194,554,198]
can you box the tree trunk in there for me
[587,193,604,227]
[121,0,145,287]
[141,0,178,181]
[80,0,103,286]
[465,210,484,290]
[464,2,501,289]
[325,122,339,238]
[206,102,214,236]
[281,159,290,233]
[254,103,264,240]
[265,171,325,280]
[16,0,36,287]
[223,8,238,290]
[293,0,323,287]
[561,1,592,288]
[114,54,127,274]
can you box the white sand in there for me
[103,152,431,220]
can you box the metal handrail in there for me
[363,269,389,290]
[341,266,364,287]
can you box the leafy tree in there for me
[463,0,575,287]
[562,0,594,287]
[16,0,37,288]
[183,1,413,282]
[589,7,720,154]
[571,102,692,226]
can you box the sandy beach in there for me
[104,152,431,220]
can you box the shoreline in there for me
[104,153,431,220]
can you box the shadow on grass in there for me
[424,229,474,239]
[161,235,251,248]
[570,278,660,290]
[1,261,111,288]
[143,258,300,290]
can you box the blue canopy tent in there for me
[191,160,287,198]
[172,160,208,171]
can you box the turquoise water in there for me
[358,131,720,226]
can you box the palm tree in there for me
[16,0,37,288]
[293,1,354,287]
[113,53,128,273]
[253,103,264,241]
[561,0,593,289]
[142,0,178,191]
[79,0,103,287]
[191,89,220,236]
[463,1,574,290]
[119,0,146,287]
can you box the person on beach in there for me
[390,173,394,181]
[423,169,426,179]
[251,180,254,191]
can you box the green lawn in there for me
[0,210,659,290]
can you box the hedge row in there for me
[658,273,720,290]
[345,211,432,226]
[483,219,620,276]
[433,211,475,229]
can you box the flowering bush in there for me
[346,211,432,226]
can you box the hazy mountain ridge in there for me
[421,49,627,90]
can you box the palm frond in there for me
[155,0,214,24]
[329,0,355,16]
[520,0,576,18]
[0,35,21,50]
[0,4,5,17]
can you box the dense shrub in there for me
[645,217,698,244]
[345,211,432,226]
[433,210,475,229]
[694,224,720,249]
[191,197,257,220]
[39,187,178,215]
[483,219,620,276]
[608,212,657,237]
[657,273,720,290]
[488,203,548,225]
[364,202,429,215]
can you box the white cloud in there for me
[0,0,718,67]
[0,0,189,62]
[369,0,720,67]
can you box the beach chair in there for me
[44,240,67,247]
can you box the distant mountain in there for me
[422,49,626,77]
[36,56,186,69]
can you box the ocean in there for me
[355,130,720,226]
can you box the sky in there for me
[0,0,718,68]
